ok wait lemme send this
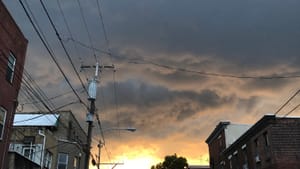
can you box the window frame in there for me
[44,150,53,169]
[0,107,7,140]
[6,52,16,83]
[57,153,69,169]
[22,146,36,160]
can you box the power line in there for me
[56,0,86,72]
[274,89,300,115]
[18,0,89,110]
[63,37,110,55]
[21,88,82,105]
[39,0,89,96]
[282,103,300,117]
[129,59,300,80]
[75,0,98,62]
[95,0,112,60]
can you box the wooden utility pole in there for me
[82,62,114,169]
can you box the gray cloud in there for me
[4,0,300,165]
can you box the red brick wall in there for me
[208,130,226,169]
[0,1,27,169]
[222,117,300,169]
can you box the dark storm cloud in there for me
[5,0,300,74]
[104,0,300,70]
[98,79,235,138]
[242,78,292,92]
[100,79,231,110]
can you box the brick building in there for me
[206,122,251,168]
[206,115,300,169]
[9,111,87,169]
[0,1,28,168]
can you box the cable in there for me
[62,37,110,55]
[95,113,106,145]
[18,0,89,110]
[282,103,300,117]
[274,89,300,115]
[113,71,121,133]
[21,88,82,105]
[75,0,98,61]
[56,0,86,73]
[39,0,88,96]
[95,0,112,60]
[129,59,300,80]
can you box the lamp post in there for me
[95,127,136,169]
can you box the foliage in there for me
[151,154,188,169]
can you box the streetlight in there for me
[94,127,136,169]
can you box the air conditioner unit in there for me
[255,155,261,163]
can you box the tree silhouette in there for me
[151,154,188,169]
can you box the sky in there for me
[3,0,300,169]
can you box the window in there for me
[0,107,7,139]
[6,52,16,83]
[23,147,35,160]
[242,147,248,169]
[263,132,269,147]
[232,151,239,169]
[57,153,69,169]
[44,150,53,169]
[73,157,78,169]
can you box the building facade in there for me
[206,115,300,169]
[206,122,251,168]
[9,111,87,169]
[0,1,28,168]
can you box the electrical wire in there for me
[18,0,89,110]
[21,88,83,105]
[274,89,300,115]
[39,0,89,96]
[56,0,86,75]
[282,103,300,117]
[95,0,112,60]
[75,0,98,61]
[113,71,121,133]
[62,37,110,55]
[129,59,300,80]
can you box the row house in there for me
[206,115,300,169]
[8,111,87,169]
[0,1,28,168]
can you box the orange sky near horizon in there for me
[3,1,300,169]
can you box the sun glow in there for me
[116,156,158,169]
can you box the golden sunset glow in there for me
[3,0,300,169]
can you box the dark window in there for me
[232,152,239,169]
[242,147,248,169]
[0,107,7,139]
[263,132,269,147]
[23,136,35,144]
[23,147,35,160]
[57,153,68,169]
[6,52,16,83]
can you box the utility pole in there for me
[96,140,103,169]
[82,62,114,169]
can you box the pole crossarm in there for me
[83,62,116,169]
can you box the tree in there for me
[151,154,188,169]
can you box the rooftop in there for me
[13,113,59,127]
